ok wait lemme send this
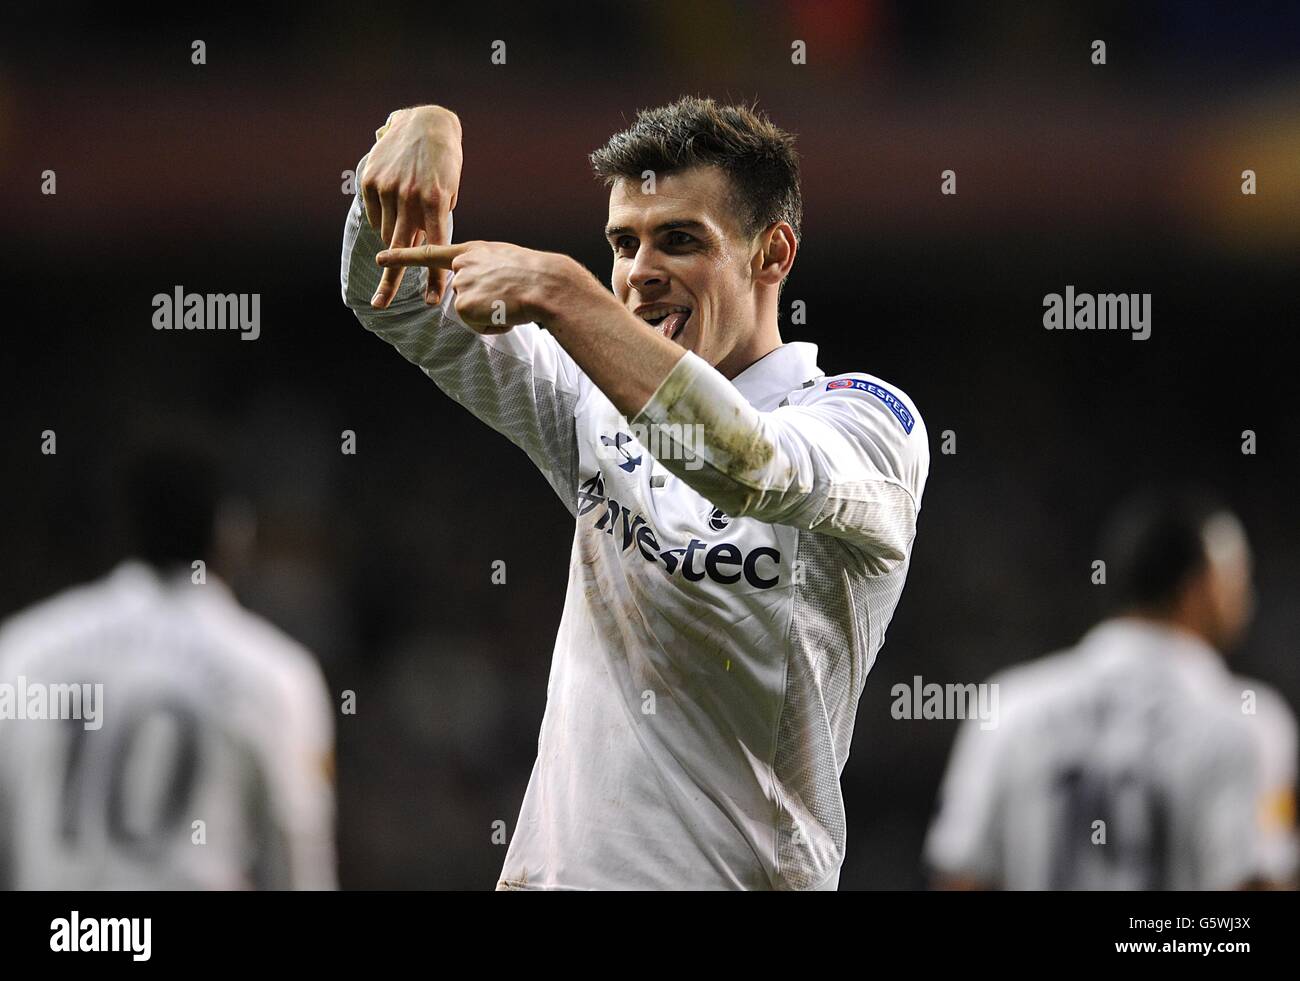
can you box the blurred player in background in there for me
[925,490,1297,890]
[0,437,337,889]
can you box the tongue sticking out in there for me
[660,311,689,339]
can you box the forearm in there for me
[630,347,923,562]
[538,279,794,515]
[540,288,797,519]
[342,183,585,515]
[536,271,686,418]
[627,351,810,522]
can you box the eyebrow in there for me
[604,219,708,240]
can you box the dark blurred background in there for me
[2,0,1298,888]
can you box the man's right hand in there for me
[361,105,463,309]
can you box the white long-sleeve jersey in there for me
[924,618,1298,890]
[341,161,929,889]
[0,561,337,890]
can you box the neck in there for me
[716,318,783,380]
[1117,609,1215,651]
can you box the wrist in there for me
[416,105,461,138]
[531,256,608,330]
[379,105,461,143]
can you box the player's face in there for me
[606,166,761,369]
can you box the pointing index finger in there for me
[376,242,471,269]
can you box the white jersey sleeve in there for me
[632,353,928,570]
[923,705,1010,885]
[240,634,337,890]
[340,153,586,515]
[1237,680,1298,884]
[1188,722,1261,890]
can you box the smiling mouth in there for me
[639,308,691,342]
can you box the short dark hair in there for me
[1098,489,1227,615]
[119,433,227,569]
[590,95,803,244]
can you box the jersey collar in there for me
[1082,616,1227,688]
[728,342,823,407]
[112,557,235,605]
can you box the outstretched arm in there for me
[379,242,928,564]
[341,110,587,515]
